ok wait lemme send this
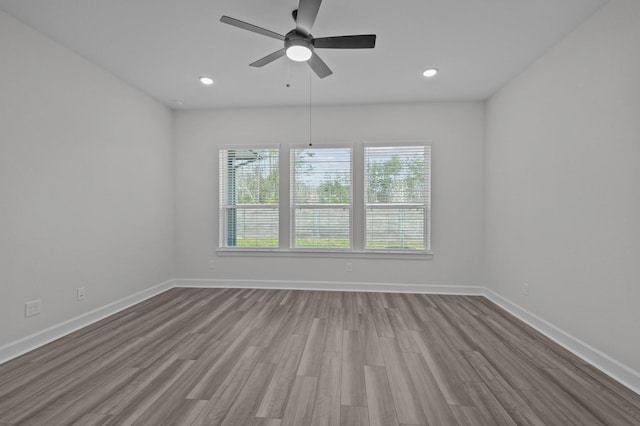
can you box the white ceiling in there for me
[0,0,605,109]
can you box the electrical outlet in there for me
[25,299,42,317]
[346,262,353,272]
[77,287,86,301]
[523,282,530,296]
[208,259,216,269]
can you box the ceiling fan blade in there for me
[220,16,285,41]
[308,52,333,78]
[314,34,376,49]
[250,49,287,67]
[295,0,322,34]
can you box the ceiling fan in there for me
[220,0,376,78]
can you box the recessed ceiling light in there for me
[172,99,184,106]
[422,68,438,78]
[199,76,215,86]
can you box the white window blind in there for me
[291,147,352,249]
[364,144,431,251]
[219,148,279,248]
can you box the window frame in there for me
[290,144,354,252]
[363,142,432,253]
[216,141,433,259]
[218,144,282,251]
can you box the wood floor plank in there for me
[385,308,419,353]
[456,295,485,316]
[368,293,395,338]
[390,294,423,331]
[219,303,263,343]
[410,330,473,406]
[380,293,396,309]
[310,351,342,426]
[176,346,263,425]
[340,405,369,426]
[291,291,316,335]
[261,310,300,364]
[93,356,186,416]
[254,419,283,426]
[402,352,458,426]
[341,330,367,406]
[190,293,242,335]
[297,317,329,376]
[16,366,139,425]
[94,339,225,417]
[1,288,638,426]
[315,291,333,319]
[102,359,195,426]
[124,328,192,369]
[508,364,606,425]
[414,293,437,309]
[219,362,276,426]
[343,292,360,330]
[364,365,399,426]
[547,351,640,422]
[421,306,474,352]
[520,388,579,426]
[252,304,290,348]
[356,292,373,315]
[0,326,141,405]
[378,337,427,425]
[174,332,210,360]
[324,307,344,353]
[420,317,480,381]
[464,351,546,426]
[72,413,112,426]
[281,375,318,426]
[463,381,517,426]
[450,405,492,426]
[278,289,293,304]
[470,340,539,391]
[186,327,258,399]
[543,365,638,425]
[0,336,149,423]
[442,301,502,349]
[569,360,640,413]
[156,399,208,426]
[470,322,610,425]
[256,334,307,418]
[103,346,218,423]
[358,314,384,366]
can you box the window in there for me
[365,144,431,251]
[218,142,431,256]
[291,147,352,249]
[219,147,279,248]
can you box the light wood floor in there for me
[1,288,639,425]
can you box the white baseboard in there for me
[174,278,484,295]
[0,279,174,365]
[484,288,640,396]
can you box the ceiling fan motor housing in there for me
[285,30,313,51]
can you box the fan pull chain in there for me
[309,68,313,146]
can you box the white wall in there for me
[485,0,640,372]
[175,103,485,287]
[0,11,175,346]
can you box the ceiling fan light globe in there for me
[422,68,438,78]
[199,76,215,85]
[286,45,312,62]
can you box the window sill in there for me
[216,248,433,260]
